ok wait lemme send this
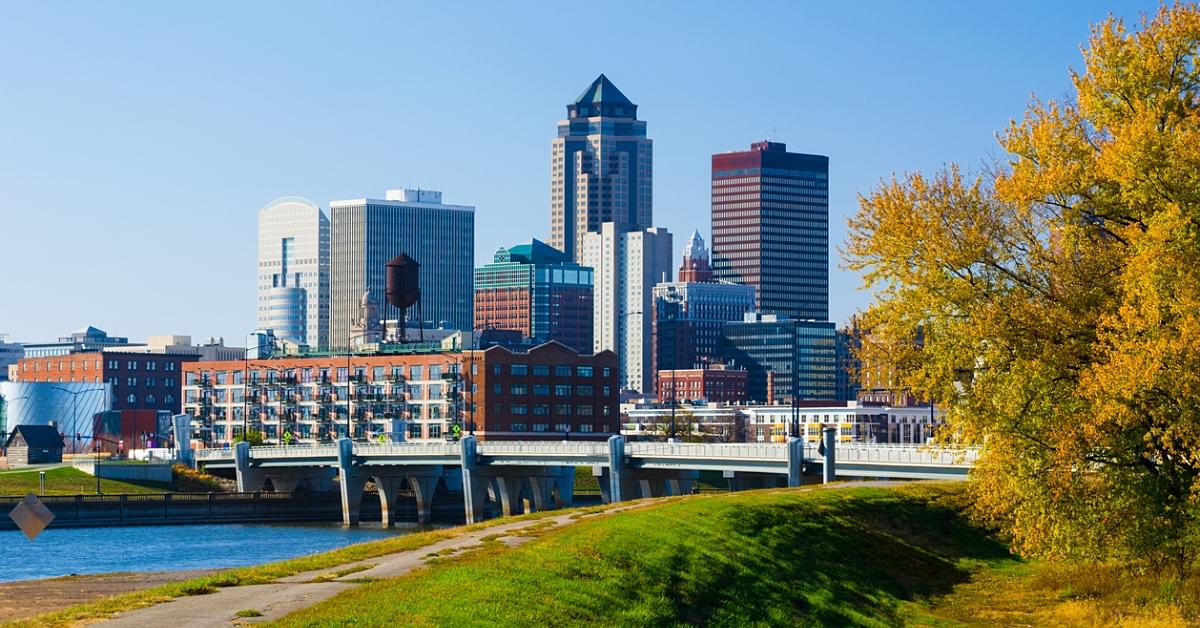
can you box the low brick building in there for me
[466,341,619,441]
[15,351,195,414]
[656,365,748,404]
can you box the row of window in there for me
[510,423,602,433]
[492,363,608,378]
[124,393,174,405]
[497,384,608,396]
[498,403,610,416]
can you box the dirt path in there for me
[0,570,218,623]
[94,503,648,627]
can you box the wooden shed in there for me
[4,425,65,468]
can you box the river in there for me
[0,522,415,582]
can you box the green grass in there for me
[0,466,172,496]
[270,484,1015,627]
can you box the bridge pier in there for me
[267,469,336,493]
[460,436,489,524]
[173,414,195,468]
[337,438,368,526]
[234,441,267,492]
[787,437,804,487]
[822,427,837,484]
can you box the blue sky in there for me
[0,1,1158,344]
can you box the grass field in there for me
[271,484,1008,626]
[0,466,172,495]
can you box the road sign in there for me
[10,493,54,541]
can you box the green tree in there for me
[233,429,265,447]
[846,3,1200,573]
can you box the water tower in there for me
[385,253,422,342]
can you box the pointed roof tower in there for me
[568,74,638,118]
[678,230,714,282]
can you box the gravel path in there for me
[95,504,646,627]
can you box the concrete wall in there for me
[74,461,174,483]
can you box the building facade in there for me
[721,313,838,404]
[0,335,21,382]
[183,351,460,446]
[330,189,475,348]
[656,365,748,404]
[465,342,619,441]
[258,197,330,349]
[652,231,755,384]
[13,351,194,415]
[21,326,134,358]
[473,239,594,353]
[711,141,830,321]
[550,74,652,262]
[581,223,672,394]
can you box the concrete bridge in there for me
[194,431,976,526]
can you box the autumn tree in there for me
[845,3,1200,573]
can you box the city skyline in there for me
[0,2,1158,344]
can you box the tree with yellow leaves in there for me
[846,3,1200,574]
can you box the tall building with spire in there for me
[550,74,652,262]
[652,231,755,386]
[711,141,829,321]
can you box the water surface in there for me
[0,522,413,582]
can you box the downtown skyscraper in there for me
[329,188,475,349]
[711,141,829,321]
[257,197,330,349]
[550,74,652,262]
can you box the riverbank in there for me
[14,483,1195,626]
[0,571,217,623]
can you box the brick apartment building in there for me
[656,365,748,404]
[15,351,196,414]
[465,341,619,441]
[181,341,617,446]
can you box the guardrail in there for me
[194,440,978,469]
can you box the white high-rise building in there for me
[257,197,330,349]
[581,222,672,394]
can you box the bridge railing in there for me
[836,445,978,465]
[251,445,340,459]
[350,442,461,457]
[626,442,789,460]
[478,442,609,457]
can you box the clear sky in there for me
[0,1,1158,345]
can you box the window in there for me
[533,384,550,396]
[147,361,157,371]
[510,364,528,376]
[492,364,502,375]
[410,365,424,379]
[336,367,348,382]
[602,405,611,416]
[555,384,571,396]
[532,364,550,377]
[428,424,442,438]
[471,363,478,375]
[510,384,528,395]
[511,404,528,415]
[492,403,502,414]
[429,365,442,379]
[602,367,612,378]
[534,404,550,416]
[165,377,175,388]
[511,423,528,432]
[166,362,176,372]
[554,365,571,377]
[554,423,570,432]
[126,393,136,404]
[146,394,156,405]
[128,360,138,370]
[602,386,611,396]
[107,360,119,369]
[532,423,549,432]
[146,377,156,387]
[578,404,594,416]
[579,424,594,433]
[127,377,138,387]
[555,403,572,416]
[409,423,423,439]
[577,366,593,378]
[492,383,502,395]
[577,385,594,396]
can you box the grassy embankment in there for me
[272,484,1199,627]
[0,465,223,496]
[15,483,1200,626]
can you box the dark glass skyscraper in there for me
[711,141,829,321]
[550,74,652,262]
[721,313,837,403]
